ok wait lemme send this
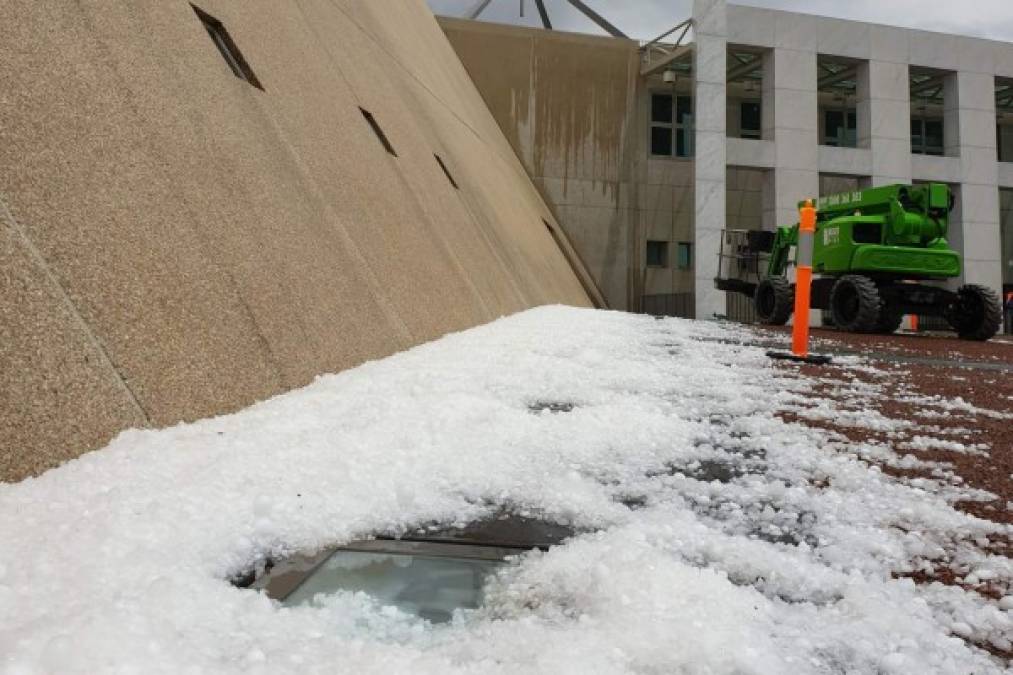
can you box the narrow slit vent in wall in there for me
[360,108,398,156]
[191,4,263,90]
[434,154,459,189]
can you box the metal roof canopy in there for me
[817,54,862,95]
[641,19,694,77]
[468,0,627,38]
[909,65,949,107]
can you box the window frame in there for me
[676,242,693,270]
[822,107,857,148]
[911,116,944,156]
[646,240,669,268]
[739,101,762,140]
[649,92,694,159]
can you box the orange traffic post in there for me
[791,200,816,358]
[910,314,919,332]
[766,199,831,365]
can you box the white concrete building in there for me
[696,0,1011,322]
[441,1,1013,329]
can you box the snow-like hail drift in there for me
[0,307,1010,674]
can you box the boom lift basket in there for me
[715,229,778,297]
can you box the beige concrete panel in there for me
[648,160,695,188]
[673,185,696,218]
[436,19,536,166]
[268,6,498,341]
[536,177,582,207]
[339,5,515,155]
[556,206,630,309]
[639,184,675,212]
[385,83,532,317]
[644,267,678,296]
[640,210,675,241]
[1,211,148,480]
[0,0,593,479]
[0,1,291,426]
[577,181,623,209]
[442,18,639,184]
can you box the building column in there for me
[951,71,1002,293]
[692,0,727,320]
[762,47,819,229]
[858,60,912,185]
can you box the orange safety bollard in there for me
[766,199,831,365]
[791,200,817,358]
[910,314,919,332]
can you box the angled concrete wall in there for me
[0,0,592,482]
[439,17,641,310]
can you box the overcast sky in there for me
[426,0,1013,43]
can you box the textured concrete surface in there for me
[0,0,592,482]
[440,17,641,310]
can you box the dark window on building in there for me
[823,109,857,147]
[651,94,673,124]
[676,242,693,269]
[911,117,944,155]
[740,102,761,139]
[191,4,263,90]
[651,126,673,156]
[360,108,397,156]
[646,240,668,267]
[650,94,693,158]
[434,154,459,189]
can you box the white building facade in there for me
[695,0,1012,321]
[441,3,1013,329]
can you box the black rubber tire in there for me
[754,277,793,325]
[946,284,1002,341]
[874,304,905,334]
[829,275,882,333]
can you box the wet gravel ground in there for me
[752,326,1013,659]
[770,326,1013,363]
[757,326,1012,524]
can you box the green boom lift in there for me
[715,183,1002,340]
